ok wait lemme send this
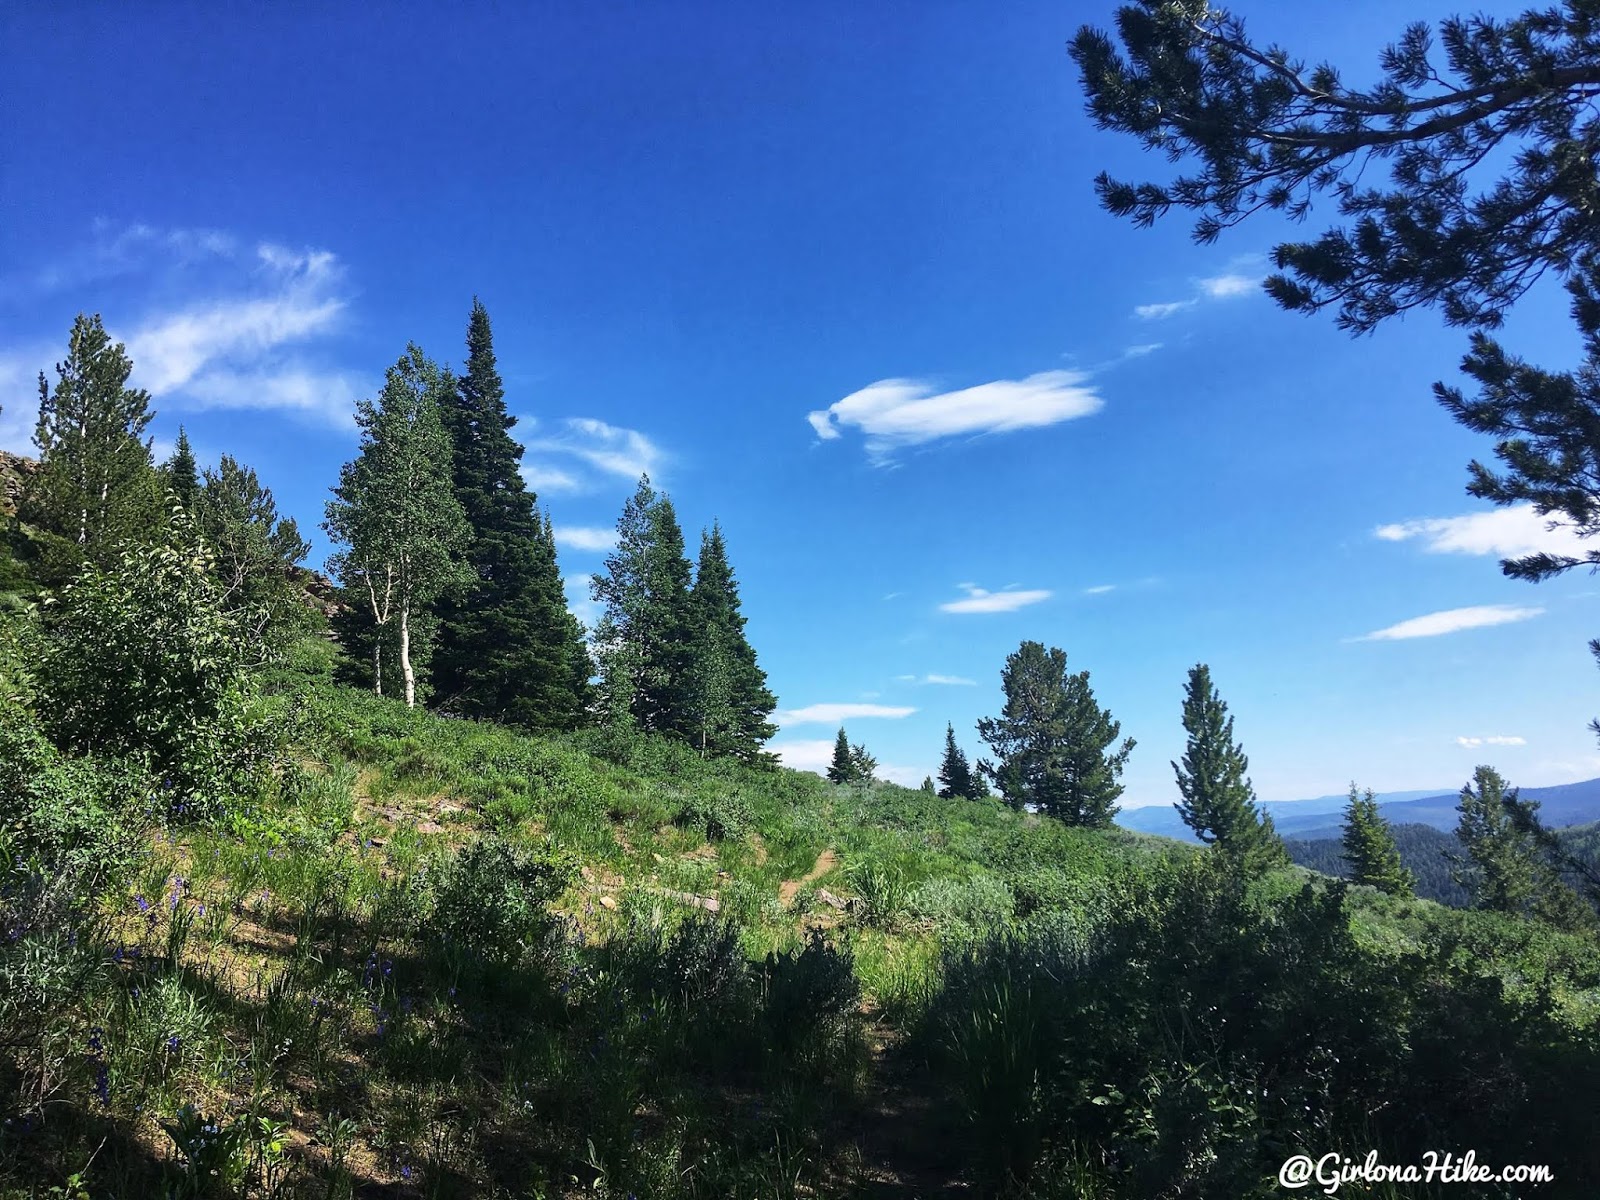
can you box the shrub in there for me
[673,792,752,843]
[33,512,279,815]
[761,930,860,1055]
[425,837,574,966]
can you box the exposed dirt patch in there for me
[779,847,839,906]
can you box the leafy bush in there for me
[673,791,752,843]
[32,512,280,815]
[905,873,1016,936]
[425,836,574,966]
[761,929,861,1055]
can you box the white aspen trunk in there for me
[373,641,384,697]
[399,599,416,709]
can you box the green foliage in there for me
[1071,0,1600,335]
[1172,663,1286,871]
[193,453,313,654]
[978,640,1133,826]
[592,476,697,736]
[685,523,777,763]
[162,427,199,511]
[25,314,160,569]
[324,344,471,707]
[1453,764,1592,929]
[425,835,574,966]
[674,792,753,843]
[32,508,275,813]
[1341,783,1416,897]
[937,722,977,800]
[433,300,592,730]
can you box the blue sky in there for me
[3,1,1596,804]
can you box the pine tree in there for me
[920,776,936,794]
[1451,765,1590,928]
[937,722,976,800]
[27,314,160,564]
[1172,664,1286,871]
[591,476,696,734]
[1341,784,1415,897]
[164,427,199,510]
[686,523,777,763]
[434,300,591,730]
[849,740,878,785]
[827,727,854,785]
[324,345,471,707]
[194,455,312,653]
[977,641,1133,826]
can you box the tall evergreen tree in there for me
[1172,664,1286,871]
[977,641,1133,827]
[27,314,160,563]
[1452,764,1590,927]
[324,345,471,708]
[194,455,312,653]
[827,727,854,785]
[937,722,976,800]
[849,738,878,785]
[591,476,696,734]
[433,300,591,730]
[164,427,199,510]
[1341,784,1415,897]
[686,523,777,763]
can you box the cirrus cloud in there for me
[1356,604,1543,642]
[553,525,618,553]
[1455,735,1527,748]
[774,702,918,726]
[939,583,1052,614]
[807,370,1102,463]
[1376,505,1588,561]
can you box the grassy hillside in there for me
[7,663,1600,1198]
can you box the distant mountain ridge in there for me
[1118,778,1600,843]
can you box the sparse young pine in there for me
[937,722,976,800]
[920,776,935,794]
[1172,664,1286,871]
[827,727,854,785]
[686,523,777,763]
[977,640,1133,826]
[324,345,472,708]
[591,476,696,734]
[1341,784,1415,897]
[164,427,199,511]
[848,740,878,785]
[27,314,161,565]
[433,300,592,730]
[194,455,312,655]
[1452,764,1591,928]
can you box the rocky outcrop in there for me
[0,450,37,520]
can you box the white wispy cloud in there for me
[553,526,618,553]
[807,370,1101,462]
[774,702,918,726]
[173,365,369,428]
[939,583,1052,614]
[522,463,582,492]
[522,417,664,489]
[0,344,53,452]
[1082,584,1116,596]
[1356,604,1544,642]
[125,244,346,395]
[1376,505,1588,561]
[1,220,239,301]
[1455,735,1527,748]
[1197,273,1259,299]
[1121,343,1163,359]
[1134,269,1263,320]
[896,673,977,686]
[1133,300,1196,320]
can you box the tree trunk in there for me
[373,639,383,697]
[399,601,416,709]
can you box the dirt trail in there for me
[778,847,839,906]
[842,1020,973,1197]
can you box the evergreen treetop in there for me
[937,722,976,800]
[1341,784,1415,897]
[1172,663,1286,871]
[164,427,199,511]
